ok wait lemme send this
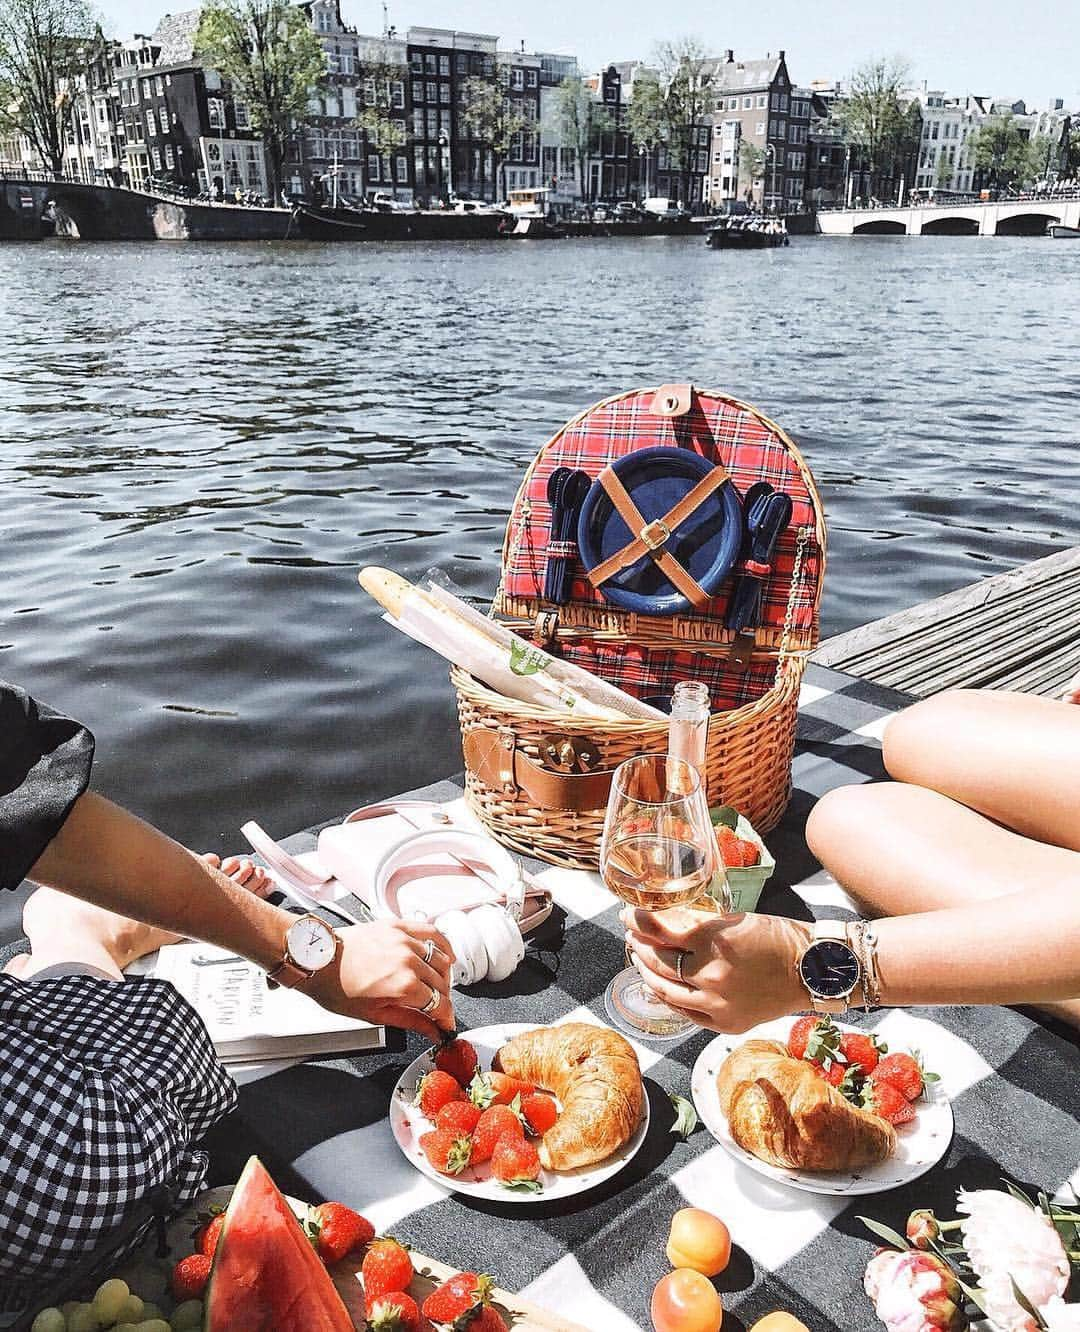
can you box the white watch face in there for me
[286,916,336,971]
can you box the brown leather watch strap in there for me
[586,464,727,611]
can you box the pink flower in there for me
[957,1190,1069,1332]
[906,1209,941,1250]
[864,1249,967,1332]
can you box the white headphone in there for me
[371,829,527,987]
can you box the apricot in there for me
[665,1207,732,1277]
[749,1314,810,1332]
[651,1269,723,1332]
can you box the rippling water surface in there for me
[1,235,1077,849]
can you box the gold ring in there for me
[422,939,436,965]
[420,985,440,1015]
[675,950,688,982]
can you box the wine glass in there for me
[601,753,720,1042]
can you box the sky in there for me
[100,0,1080,110]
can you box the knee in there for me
[882,690,980,781]
[805,784,873,863]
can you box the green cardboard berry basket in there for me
[709,811,775,913]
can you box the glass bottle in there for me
[668,680,710,776]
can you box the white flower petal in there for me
[957,1190,1070,1332]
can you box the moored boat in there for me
[291,202,505,242]
[1048,223,1080,239]
[504,186,565,239]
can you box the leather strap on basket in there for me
[463,729,615,812]
[586,464,729,611]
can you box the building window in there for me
[120,83,130,106]
[315,6,331,32]
[456,53,467,74]
[426,80,437,102]
[439,54,450,76]
[208,98,225,129]
[364,77,376,106]
[145,107,156,136]
[411,79,423,103]
[391,81,404,109]
[141,77,151,99]
[396,154,408,181]
[755,121,765,135]
[511,68,524,90]
[412,108,424,136]
[340,51,354,74]
[414,144,425,182]
[165,143,174,170]
[743,96,752,109]
[426,108,438,137]
[527,69,537,88]
[367,152,380,180]
[439,82,450,104]
[425,53,437,74]
[234,101,250,129]
[410,52,422,72]
[151,147,161,170]
[776,92,789,112]
[757,94,767,108]
[439,109,450,133]
[931,123,939,139]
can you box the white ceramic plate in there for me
[691,1015,954,1196]
[390,1022,650,1203]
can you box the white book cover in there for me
[148,941,384,1064]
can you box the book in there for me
[147,941,385,1064]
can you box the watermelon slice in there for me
[204,1156,354,1331]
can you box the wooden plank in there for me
[812,545,1080,699]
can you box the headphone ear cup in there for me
[435,910,483,987]
[472,905,525,983]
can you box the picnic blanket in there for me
[211,663,1080,1332]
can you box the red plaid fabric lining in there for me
[503,390,821,637]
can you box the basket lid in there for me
[577,446,744,615]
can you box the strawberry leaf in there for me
[500,1178,543,1193]
[858,1216,910,1251]
[669,1093,698,1139]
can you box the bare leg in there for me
[806,781,1080,1025]
[882,689,1080,852]
[3,854,271,981]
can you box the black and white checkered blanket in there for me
[217,664,1080,1332]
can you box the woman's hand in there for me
[622,906,812,1034]
[305,919,456,1043]
[1064,669,1080,705]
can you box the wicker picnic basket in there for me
[452,384,827,869]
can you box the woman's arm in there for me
[29,791,455,1041]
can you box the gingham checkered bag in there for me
[453,385,827,869]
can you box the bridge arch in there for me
[922,215,979,235]
[995,211,1059,236]
[853,218,906,235]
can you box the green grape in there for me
[137,1306,164,1323]
[114,1325,141,1332]
[92,1279,130,1325]
[169,1302,202,1331]
[65,1306,101,1332]
[61,1305,81,1319]
[115,1297,144,1322]
[135,1322,172,1332]
[30,1310,66,1332]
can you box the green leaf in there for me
[709,805,739,829]
[500,1178,543,1193]
[669,1093,698,1139]
[1003,1178,1037,1209]
[1009,1279,1050,1329]
[858,1216,910,1251]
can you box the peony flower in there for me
[864,1248,967,1332]
[956,1190,1070,1332]
[907,1209,941,1250]
[1041,1298,1080,1331]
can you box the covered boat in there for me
[706,217,788,249]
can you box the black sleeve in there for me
[0,681,95,892]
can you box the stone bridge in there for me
[0,175,163,240]
[817,195,1080,237]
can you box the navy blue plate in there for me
[576,447,743,615]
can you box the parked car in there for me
[612,202,644,222]
[642,196,691,222]
[371,192,411,212]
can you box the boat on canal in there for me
[291,200,505,242]
[706,217,789,249]
[504,186,565,239]
[1048,223,1080,239]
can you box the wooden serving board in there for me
[157,1186,589,1332]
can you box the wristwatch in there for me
[267,914,340,989]
[796,920,862,1014]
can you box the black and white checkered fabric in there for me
[0,972,236,1291]
[219,663,1080,1332]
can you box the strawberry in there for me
[435,1037,479,1086]
[491,1135,542,1190]
[171,1253,211,1302]
[463,1309,509,1331]
[471,1103,525,1164]
[307,1201,376,1263]
[366,1290,422,1331]
[468,1070,534,1109]
[195,1210,225,1258]
[840,1031,886,1077]
[436,1099,482,1136]
[862,1077,916,1125]
[715,824,759,868]
[787,1014,841,1065]
[362,1238,414,1303]
[422,1272,494,1326]
[420,1128,473,1176]
[873,1052,937,1101]
[520,1091,558,1135]
[415,1069,464,1118]
[816,1059,863,1102]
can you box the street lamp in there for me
[843,144,852,207]
[438,130,453,200]
[764,143,777,213]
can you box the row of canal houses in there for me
[0,1,861,210]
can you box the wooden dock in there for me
[812,545,1080,699]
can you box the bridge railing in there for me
[0,166,118,187]
[818,185,1080,213]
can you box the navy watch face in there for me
[800,939,860,999]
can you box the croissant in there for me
[716,1040,896,1172]
[493,1023,644,1171]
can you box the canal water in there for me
[1,234,1077,850]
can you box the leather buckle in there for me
[640,519,670,552]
